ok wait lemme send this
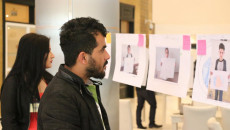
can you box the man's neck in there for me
[64,65,89,83]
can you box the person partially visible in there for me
[126,45,133,58]
[160,47,169,66]
[136,86,162,129]
[211,43,227,101]
[164,47,169,58]
[1,33,55,130]
[37,17,111,130]
[123,45,135,74]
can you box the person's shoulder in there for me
[215,59,219,64]
[1,75,19,95]
[3,75,17,88]
[43,71,53,83]
[49,75,76,88]
[45,76,80,96]
[5,75,17,81]
[40,80,81,107]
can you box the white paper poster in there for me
[160,58,176,80]
[104,33,112,79]
[113,33,147,87]
[147,34,191,97]
[123,57,135,74]
[193,35,230,108]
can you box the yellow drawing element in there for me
[106,33,111,44]
[216,76,222,88]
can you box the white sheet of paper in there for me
[147,34,191,98]
[123,57,134,73]
[193,34,230,108]
[113,34,147,87]
[160,58,175,79]
[210,70,228,91]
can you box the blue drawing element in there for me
[213,77,216,86]
[202,57,211,88]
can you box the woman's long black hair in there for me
[2,33,53,102]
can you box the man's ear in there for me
[78,52,88,64]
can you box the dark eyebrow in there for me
[100,45,107,52]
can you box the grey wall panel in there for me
[35,0,70,74]
[73,0,119,30]
[36,0,70,26]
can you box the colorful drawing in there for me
[210,71,228,91]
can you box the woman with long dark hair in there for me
[1,33,55,130]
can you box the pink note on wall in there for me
[183,35,190,50]
[197,40,206,55]
[138,34,144,47]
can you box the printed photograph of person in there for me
[120,44,139,75]
[154,47,180,83]
[207,41,230,102]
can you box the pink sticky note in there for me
[183,35,190,50]
[197,40,206,55]
[138,34,144,47]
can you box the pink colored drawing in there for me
[216,76,222,88]
[197,40,206,55]
[183,35,190,50]
[138,34,144,47]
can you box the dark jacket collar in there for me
[58,64,85,85]
[57,64,102,86]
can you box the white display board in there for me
[147,34,191,97]
[193,35,230,108]
[113,33,147,87]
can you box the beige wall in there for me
[152,0,230,34]
[120,0,153,47]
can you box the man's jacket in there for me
[38,65,110,130]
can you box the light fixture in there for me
[145,19,155,30]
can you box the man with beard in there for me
[37,17,110,130]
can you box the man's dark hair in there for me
[219,43,225,50]
[60,17,107,67]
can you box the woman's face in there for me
[45,44,55,68]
